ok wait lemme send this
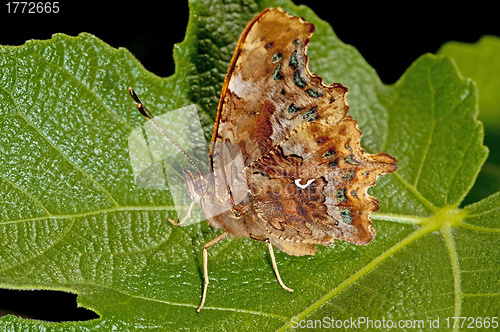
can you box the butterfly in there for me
[128,7,397,312]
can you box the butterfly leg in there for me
[168,200,196,226]
[197,231,229,312]
[266,239,294,292]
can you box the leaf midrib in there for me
[0,205,179,225]
[440,225,462,331]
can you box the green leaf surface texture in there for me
[0,0,497,331]
[438,36,500,206]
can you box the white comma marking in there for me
[294,178,315,189]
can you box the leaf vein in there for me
[443,119,477,206]
[439,225,462,330]
[277,224,437,331]
[412,67,436,191]
[0,216,76,275]
[392,171,438,213]
[0,169,50,218]
[456,220,500,233]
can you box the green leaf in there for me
[0,0,497,331]
[437,36,500,206]
[437,36,500,131]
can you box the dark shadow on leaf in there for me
[0,289,99,322]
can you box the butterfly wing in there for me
[248,117,397,249]
[210,7,397,253]
[212,7,348,167]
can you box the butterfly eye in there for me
[194,178,209,195]
[294,178,315,189]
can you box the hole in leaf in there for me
[0,289,99,322]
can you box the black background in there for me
[1,1,499,84]
[0,0,498,323]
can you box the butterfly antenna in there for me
[128,87,201,173]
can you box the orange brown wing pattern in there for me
[248,117,397,250]
[212,7,348,167]
[209,7,397,254]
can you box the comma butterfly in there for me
[128,7,397,312]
